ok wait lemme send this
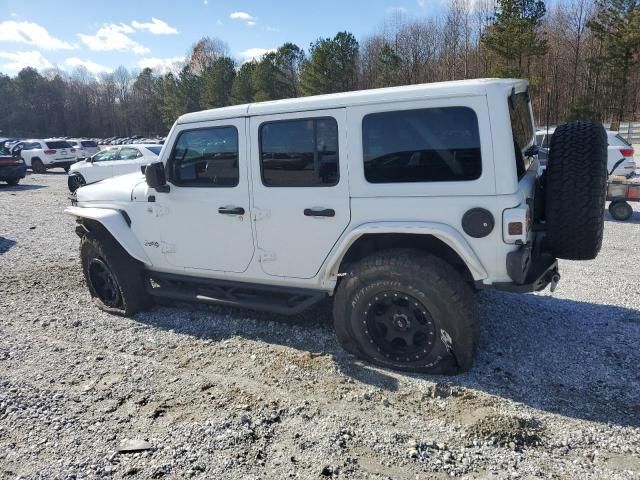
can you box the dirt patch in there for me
[466,414,544,449]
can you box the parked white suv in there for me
[537,128,635,176]
[67,139,100,159]
[67,144,162,192]
[11,139,77,173]
[65,79,608,374]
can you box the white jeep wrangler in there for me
[66,79,608,374]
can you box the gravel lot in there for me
[1,172,639,480]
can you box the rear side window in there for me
[46,141,72,149]
[260,117,339,187]
[611,134,631,147]
[170,126,239,187]
[81,140,98,147]
[119,147,142,160]
[363,107,482,183]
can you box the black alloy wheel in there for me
[363,292,437,363]
[87,257,122,308]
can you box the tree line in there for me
[0,0,638,139]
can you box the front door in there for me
[250,109,350,279]
[158,118,254,273]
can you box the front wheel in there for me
[68,174,86,192]
[80,230,152,316]
[6,178,19,186]
[333,249,478,374]
[609,201,633,221]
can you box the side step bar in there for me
[146,271,326,315]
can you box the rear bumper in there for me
[0,163,27,180]
[478,242,559,293]
[45,159,76,168]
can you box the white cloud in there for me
[266,26,280,32]
[0,21,76,50]
[387,6,407,13]
[238,47,275,62]
[204,0,209,5]
[0,50,52,72]
[230,11,257,26]
[137,56,185,74]
[78,24,149,54]
[64,57,112,74]
[10,13,18,18]
[131,17,178,35]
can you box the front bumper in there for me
[0,163,27,180]
[478,242,559,293]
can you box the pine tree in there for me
[482,0,548,77]
[588,0,640,122]
[300,32,359,95]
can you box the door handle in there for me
[218,206,245,215]
[304,208,335,217]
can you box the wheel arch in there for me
[323,222,488,286]
[65,206,151,266]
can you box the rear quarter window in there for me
[362,107,482,183]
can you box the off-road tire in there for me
[609,201,633,222]
[31,158,46,174]
[545,121,607,260]
[333,249,478,375]
[80,230,152,316]
[6,178,19,186]
[68,173,86,192]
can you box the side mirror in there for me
[145,162,170,192]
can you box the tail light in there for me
[620,148,634,157]
[503,203,531,244]
[44,149,56,155]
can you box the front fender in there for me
[65,206,151,266]
[321,221,488,286]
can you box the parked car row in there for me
[536,127,636,177]
[68,144,163,191]
[99,136,165,146]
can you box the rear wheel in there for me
[609,201,633,221]
[31,158,46,174]
[544,121,608,260]
[333,249,478,374]
[68,173,86,192]
[80,230,152,316]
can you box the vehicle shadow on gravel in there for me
[604,210,640,224]
[135,291,640,427]
[452,290,640,428]
[0,236,16,254]
[136,297,401,392]
[0,184,46,191]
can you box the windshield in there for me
[509,92,535,178]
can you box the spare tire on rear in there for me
[544,121,607,260]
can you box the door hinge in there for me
[147,205,169,217]
[161,241,175,254]
[258,250,276,262]
[252,208,270,221]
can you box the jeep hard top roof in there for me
[177,78,529,125]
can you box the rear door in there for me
[249,109,350,279]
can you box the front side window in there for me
[170,126,238,187]
[93,148,119,162]
[260,117,339,187]
[363,107,482,183]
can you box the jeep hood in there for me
[76,172,146,203]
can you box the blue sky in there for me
[0,0,449,76]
